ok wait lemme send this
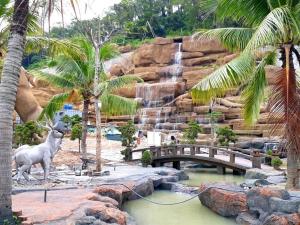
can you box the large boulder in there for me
[85,205,127,225]
[93,183,134,206]
[199,184,247,217]
[246,187,290,220]
[132,38,177,66]
[262,213,300,225]
[182,67,215,89]
[15,68,43,122]
[182,53,229,66]
[182,36,226,53]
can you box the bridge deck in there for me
[130,145,273,172]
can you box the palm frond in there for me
[214,0,270,27]
[29,70,75,89]
[242,53,276,124]
[245,7,295,52]
[104,75,143,93]
[39,92,70,120]
[194,28,254,52]
[100,43,119,61]
[25,37,83,59]
[100,93,139,116]
[191,53,255,104]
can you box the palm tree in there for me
[31,37,142,159]
[0,0,29,223]
[192,0,300,189]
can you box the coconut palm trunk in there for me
[94,45,102,172]
[0,0,29,223]
[81,97,90,157]
[282,44,300,189]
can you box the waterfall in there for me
[136,42,183,133]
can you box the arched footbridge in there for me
[129,144,270,174]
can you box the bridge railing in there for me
[129,144,263,169]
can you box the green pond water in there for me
[124,169,243,225]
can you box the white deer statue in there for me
[13,122,64,182]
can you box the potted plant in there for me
[182,120,203,144]
[118,121,137,161]
[265,149,273,166]
[141,150,153,167]
[271,157,283,170]
[216,127,237,147]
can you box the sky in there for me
[50,0,122,27]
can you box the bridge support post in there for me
[128,148,133,161]
[217,166,225,175]
[209,147,215,158]
[180,147,185,155]
[230,153,236,164]
[190,147,195,156]
[233,170,241,175]
[196,147,201,154]
[173,161,181,170]
[252,150,262,169]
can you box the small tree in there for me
[141,150,153,167]
[216,127,237,147]
[14,121,43,146]
[71,123,82,152]
[182,121,203,144]
[118,121,137,161]
[118,121,137,147]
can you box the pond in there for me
[124,169,243,225]
[124,191,236,225]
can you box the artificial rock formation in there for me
[105,36,284,146]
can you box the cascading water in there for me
[137,42,183,133]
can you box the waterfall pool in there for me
[124,169,243,225]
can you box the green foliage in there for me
[71,123,82,141]
[118,121,137,147]
[49,0,235,42]
[208,111,223,123]
[182,121,203,144]
[271,157,283,168]
[14,121,43,146]
[30,37,142,120]
[216,127,237,147]
[121,147,132,161]
[266,149,273,156]
[141,150,153,167]
[3,215,21,225]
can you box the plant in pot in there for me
[182,120,203,144]
[118,121,137,161]
[271,157,283,170]
[216,127,237,147]
[265,149,273,166]
[141,150,153,167]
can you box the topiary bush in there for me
[271,157,283,169]
[14,121,44,146]
[141,150,153,167]
[182,120,203,144]
[216,127,237,147]
[118,120,137,147]
[70,123,82,152]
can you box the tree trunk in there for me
[94,45,102,172]
[78,139,81,153]
[282,44,300,189]
[81,98,90,158]
[0,0,29,223]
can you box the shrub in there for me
[14,121,44,146]
[121,147,132,161]
[182,121,203,144]
[271,157,283,168]
[118,121,137,147]
[141,150,153,167]
[266,149,273,156]
[71,123,82,152]
[216,127,237,147]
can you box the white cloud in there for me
[50,0,121,27]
